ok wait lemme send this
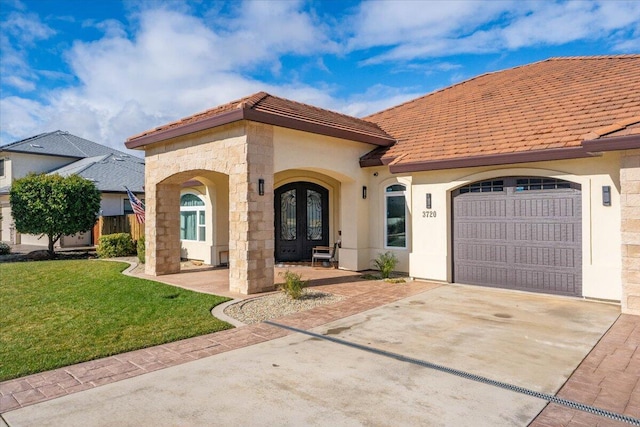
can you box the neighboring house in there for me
[0,130,145,247]
[125,55,640,315]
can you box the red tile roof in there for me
[365,55,640,172]
[126,92,395,149]
[126,56,640,172]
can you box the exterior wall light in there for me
[259,178,265,196]
[426,193,432,209]
[362,186,367,199]
[602,185,611,206]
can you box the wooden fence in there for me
[93,214,144,243]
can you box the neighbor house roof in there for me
[52,153,145,193]
[0,131,145,194]
[1,130,119,158]
[363,55,640,172]
[126,92,395,149]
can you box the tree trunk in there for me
[47,234,61,258]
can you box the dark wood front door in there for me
[275,182,329,262]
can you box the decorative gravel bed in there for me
[224,290,346,324]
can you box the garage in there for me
[452,177,582,296]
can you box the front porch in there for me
[129,262,370,300]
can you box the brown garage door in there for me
[452,177,582,297]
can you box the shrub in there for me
[0,242,11,255]
[278,270,307,300]
[137,236,146,264]
[97,233,136,258]
[373,251,398,279]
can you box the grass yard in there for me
[0,260,233,381]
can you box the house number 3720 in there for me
[422,210,437,218]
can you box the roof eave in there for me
[359,158,385,167]
[582,134,640,152]
[389,147,597,174]
[243,109,395,147]
[125,109,245,149]
[0,148,83,159]
[125,107,395,150]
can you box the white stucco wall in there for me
[364,171,412,273]
[399,153,622,301]
[100,194,128,216]
[0,196,10,243]
[1,152,74,183]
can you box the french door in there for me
[275,182,329,261]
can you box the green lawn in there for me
[0,260,233,381]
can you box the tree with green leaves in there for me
[10,173,101,257]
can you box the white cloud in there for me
[0,11,55,92]
[348,0,640,63]
[0,96,50,136]
[347,0,511,51]
[2,11,56,43]
[0,2,341,150]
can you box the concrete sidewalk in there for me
[2,271,634,426]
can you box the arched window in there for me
[180,193,205,241]
[385,184,407,248]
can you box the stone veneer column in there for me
[228,122,275,294]
[145,182,181,275]
[621,149,640,315]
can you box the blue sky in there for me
[1,0,639,152]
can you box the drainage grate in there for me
[265,320,640,426]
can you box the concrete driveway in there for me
[2,284,619,426]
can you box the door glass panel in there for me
[386,195,406,247]
[307,189,323,241]
[280,189,296,240]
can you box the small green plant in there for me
[0,241,11,255]
[97,233,136,258]
[373,251,398,279]
[137,236,146,264]
[278,270,307,300]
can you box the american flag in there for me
[125,187,145,224]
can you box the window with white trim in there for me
[180,193,206,241]
[385,184,407,248]
[0,159,4,177]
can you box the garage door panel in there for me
[455,243,508,263]
[513,246,577,268]
[456,264,509,287]
[513,223,578,243]
[453,177,582,297]
[456,199,507,217]
[455,222,507,240]
[513,269,578,296]
[513,197,577,218]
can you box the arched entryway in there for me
[275,182,329,261]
